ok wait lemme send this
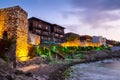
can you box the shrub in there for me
[36,45,53,61]
[75,53,85,59]
[0,38,15,61]
[1,54,9,62]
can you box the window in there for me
[43,31,48,35]
[45,26,48,30]
[42,37,48,40]
[60,35,63,38]
[59,29,63,33]
[36,24,41,29]
[39,24,41,28]
[36,30,41,34]
[55,34,59,37]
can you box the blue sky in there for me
[1,0,120,41]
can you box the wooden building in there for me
[28,17,65,44]
[52,24,65,43]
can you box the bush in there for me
[65,54,73,59]
[2,54,9,62]
[75,53,85,59]
[36,45,54,61]
[0,38,15,61]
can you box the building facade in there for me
[106,39,118,47]
[64,32,80,41]
[28,17,51,44]
[52,24,65,43]
[63,33,107,47]
[0,6,29,61]
[80,35,93,47]
[28,17,65,45]
[61,32,82,47]
[92,36,106,46]
[80,35,92,42]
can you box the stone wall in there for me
[0,6,29,61]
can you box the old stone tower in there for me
[0,6,29,61]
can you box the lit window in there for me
[36,30,41,34]
[39,24,41,28]
[55,34,59,37]
[60,35,63,38]
[45,26,48,30]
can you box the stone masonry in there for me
[0,6,28,61]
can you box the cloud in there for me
[62,0,120,29]
[71,0,120,11]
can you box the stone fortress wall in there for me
[0,6,29,61]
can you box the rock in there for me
[25,72,33,77]
[0,58,14,80]
[14,70,24,75]
[16,57,42,68]
[0,58,7,66]
[0,58,46,80]
[33,74,44,80]
[6,75,13,80]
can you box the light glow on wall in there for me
[35,37,40,45]
[61,39,101,47]
[0,15,5,39]
[61,39,82,47]
[16,28,29,62]
[0,6,31,62]
[82,42,100,47]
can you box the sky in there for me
[0,0,120,41]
